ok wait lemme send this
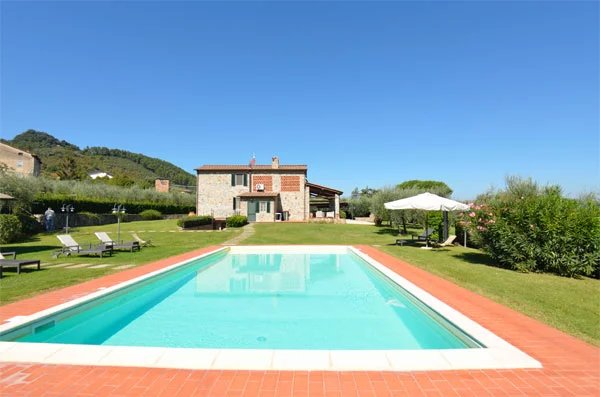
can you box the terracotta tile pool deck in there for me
[0,245,598,396]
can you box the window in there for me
[231,173,248,187]
[259,201,271,213]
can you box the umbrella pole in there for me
[425,212,429,248]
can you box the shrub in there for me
[459,177,600,277]
[426,211,443,242]
[374,215,383,226]
[140,209,162,220]
[16,214,44,235]
[226,215,248,227]
[0,215,22,243]
[339,210,347,219]
[177,215,213,229]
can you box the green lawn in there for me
[0,219,240,304]
[244,222,403,245]
[246,223,600,346]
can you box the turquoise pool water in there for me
[6,250,481,350]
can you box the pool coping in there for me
[0,245,541,372]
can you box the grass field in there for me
[0,219,240,303]
[247,223,600,346]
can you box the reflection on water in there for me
[196,254,341,294]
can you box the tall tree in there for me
[396,180,453,197]
[55,157,81,180]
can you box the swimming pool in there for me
[0,246,542,371]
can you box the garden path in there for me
[221,223,255,246]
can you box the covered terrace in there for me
[307,182,343,219]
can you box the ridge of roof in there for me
[196,164,307,171]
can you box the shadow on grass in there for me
[374,227,400,236]
[454,251,498,267]
[2,245,59,255]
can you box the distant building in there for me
[196,156,342,222]
[89,170,113,179]
[155,179,170,193]
[0,142,42,177]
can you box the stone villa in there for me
[0,142,41,177]
[196,157,342,222]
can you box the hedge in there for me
[32,195,194,215]
[177,215,214,229]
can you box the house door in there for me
[247,200,258,222]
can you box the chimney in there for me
[271,156,280,169]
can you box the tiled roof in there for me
[237,192,279,197]
[196,164,307,172]
[306,181,343,195]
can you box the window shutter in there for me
[243,174,248,186]
[231,174,235,186]
[267,201,271,213]
[233,197,236,210]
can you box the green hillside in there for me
[1,130,196,186]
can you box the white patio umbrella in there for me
[384,192,470,248]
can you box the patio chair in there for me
[432,235,457,248]
[94,232,140,252]
[54,235,112,258]
[0,251,41,277]
[131,233,153,247]
[412,228,434,241]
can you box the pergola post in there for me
[334,194,340,219]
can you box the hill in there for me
[1,130,196,186]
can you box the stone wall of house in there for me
[0,143,41,177]
[197,169,308,222]
[197,172,250,218]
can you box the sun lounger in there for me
[55,235,112,258]
[412,228,434,241]
[94,232,140,252]
[432,235,457,248]
[0,251,41,277]
[131,233,153,247]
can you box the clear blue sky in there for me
[1,1,598,199]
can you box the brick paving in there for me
[1,245,598,396]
